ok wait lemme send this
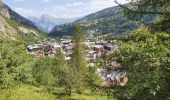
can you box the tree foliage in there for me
[116,0,170,20]
[0,38,34,88]
[70,25,88,94]
[109,26,170,99]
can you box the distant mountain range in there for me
[50,6,156,37]
[28,14,79,33]
[0,0,44,42]
[0,0,156,39]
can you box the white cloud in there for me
[89,0,115,11]
[42,0,51,2]
[14,0,28,2]
[15,8,42,17]
[14,0,128,18]
[43,0,119,18]
[14,0,51,2]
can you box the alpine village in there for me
[0,0,170,100]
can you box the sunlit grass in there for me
[63,93,113,100]
[0,85,56,100]
[0,84,115,100]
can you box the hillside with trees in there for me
[99,0,170,99]
[0,0,170,100]
[50,5,156,37]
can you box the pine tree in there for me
[71,25,86,71]
[116,0,170,18]
[55,48,66,67]
[54,48,73,95]
[70,25,87,94]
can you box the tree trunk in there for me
[77,87,82,94]
[65,85,71,96]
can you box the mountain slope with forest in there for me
[50,6,156,37]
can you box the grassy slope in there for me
[0,85,56,100]
[64,93,111,100]
[0,85,113,100]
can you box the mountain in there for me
[0,0,37,29]
[0,0,45,42]
[50,5,156,37]
[28,14,79,33]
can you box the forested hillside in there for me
[50,5,156,37]
[104,1,170,99]
[0,0,170,100]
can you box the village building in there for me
[94,45,104,56]
[26,44,42,54]
[48,51,56,57]
[26,38,118,61]
[35,50,44,58]
[26,39,126,86]
[97,68,128,86]
[53,43,61,49]
[104,43,115,51]
[106,60,121,69]
[86,51,97,61]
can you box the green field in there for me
[0,85,113,100]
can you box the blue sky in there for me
[2,0,127,18]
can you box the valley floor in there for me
[0,84,113,100]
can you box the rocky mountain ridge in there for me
[28,14,79,33]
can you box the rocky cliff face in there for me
[0,0,36,29]
[0,0,10,18]
[0,0,44,41]
[0,15,17,37]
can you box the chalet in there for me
[48,51,56,57]
[26,39,118,63]
[61,40,71,46]
[108,61,121,69]
[104,43,114,51]
[95,40,107,45]
[27,44,42,54]
[110,71,127,85]
[53,43,61,49]
[86,51,97,61]
[119,75,128,86]
[65,55,71,60]
[104,44,118,54]
[35,51,44,58]
[65,49,72,57]
[85,42,95,46]
[94,45,104,52]
[97,68,128,86]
